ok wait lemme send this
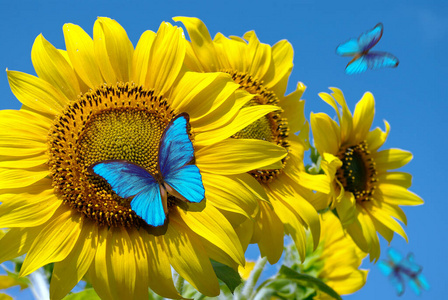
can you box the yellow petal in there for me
[367,211,394,243]
[286,136,331,194]
[374,149,413,170]
[346,217,369,254]
[0,165,49,189]
[202,173,261,219]
[244,31,272,81]
[0,293,13,300]
[372,199,407,225]
[32,34,81,100]
[269,39,293,96]
[178,204,245,266]
[268,176,321,251]
[58,49,91,93]
[329,88,353,143]
[94,17,134,83]
[127,230,150,300]
[173,17,219,72]
[165,211,220,296]
[20,208,81,277]
[7,70,67,115]
[50,218,98,300]
[145,22,186,95]
[131,30,156,86]
[89,226,114,300]
[357,208,380,261]
[336,192,357,227]
[0,109,50,139]
[239,261,256,281]
[378,183,423,206]
[367,120,390,152]
[140,231,181,299]
[352,92,375,144]
[253,201,284,264]
[171,72,244,130]
[110,228,137,300]
[63,23,104,89]
[318,92,341,122]
[378,171,412,189]
[363,201,407,242]
[194,105,280,147]
[234,218,254,253]
[196,138,287,175]
[0,191,61,228]
[310,112,341,155]
[280,82,306,133]
[329,270,367,295]
[0,225,45,264]
[214,33,247,72]
[0,154,47,169]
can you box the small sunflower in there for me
[293,212,368,299]
[0,17,287,299]
[173,17,330,264]
[310,88,423,261]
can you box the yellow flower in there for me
[173,17,330,264]
[310,88,423,261]
[308,212,368,299]
[238,261,256,281]
[0,17,287,299]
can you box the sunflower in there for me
[173,17,330,264]
[292,212,368,299]
[0,17,288,299]
[310,88,423,261]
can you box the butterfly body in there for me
[336,23,399,74]
[378,248,429,296]
[89,113,205,227]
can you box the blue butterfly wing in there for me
[387,248,403,265]
[89,160,167,227]
[345,56,369,74]
[165,164,205,203]
[389,272,405,296]
[336,38,362,56]
[158,113,205,203]
[336,23,383,56]
[364,51,399,70]
[357,23,383,52]
[378,261,393,276]
[159,113,194,176]
[414,273,430,293]
[130,188,166,227]
[402,253,422,274]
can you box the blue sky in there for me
[1,0,446,299]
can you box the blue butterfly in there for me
[336,23,399,74]
[378,248,429,296]
[88,113,205,227]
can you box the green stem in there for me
[241,256,268,300]
[175,273,184,295]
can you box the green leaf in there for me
[1,270,30,290]
[62,288,100,300]
[210,260,242,294]
[279,266,342,300]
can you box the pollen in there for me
[47,83,176,227]
[226,70,289,183]
[336,140,378,202]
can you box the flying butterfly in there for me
[89,113,205,227]
[336,23,399,74]
[378,248,429,296]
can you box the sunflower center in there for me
[225,70,289,183]
[48,83,176,227]
[336,141,378,202]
